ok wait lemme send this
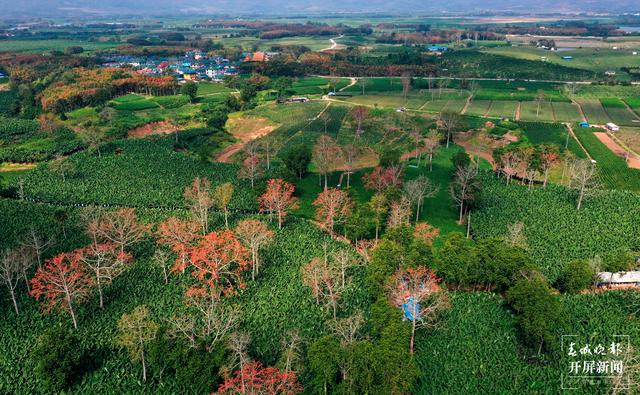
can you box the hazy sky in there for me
[0,0,637,19]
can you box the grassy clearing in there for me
[196,82,234,97]
[294,144,465,239]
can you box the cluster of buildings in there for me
[100,49,271,83]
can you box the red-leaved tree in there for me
[181,230,251,296]
[258,179,298,230]
[313,188,353,235]
[362,166,404,192]
[216,361,302,395]
[30,252,94,329]
[156,217,200,273]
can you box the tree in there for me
[206,109,229,130]
[78,242,132,309]
[79,127,106,157]
[312,134,342,190]
[32,327,84,392]
[350,106,369,137]
[342,144,359,188]
[115,305,158,382]
[168,292,240,352]
[438,111,463,148]
[279,330,303,373]
[369,193,388,241]
[213,182,234,228]
[38,113,61,133]
[259,139,275,170]
[537,145,560,187]
[180,230,250,296]
[93,208,151,254]
[98,106,117,126]
[506,275,565,354]
[301,256,345,318]
[156,217,200,272]
[504,221,528,250]
[181,81,198,102]
[30,252,94,329]
[184,177,214,234]
[280,144,311,179]
[388,267,448,354]
[48,155,75,182]
[152,248,172,285]
[327,312,364,346]
[569,159,600,210]
[422,130,441,171]
[413,222,440,246]
[450,165,480,223]
[403,176,439,223]
[401,72,412,99]
[535,90,546,117]
[216,361,302,395]
[313,188,353,235]
[239,155,263,190]
[362,166,403,193]
[495,147,522,185]
[258,179,298,229]
[556,260,595,293]
[21,226,52,267]
[387,196,412,229]
[307,336,342,394]
[235,219,274,280]
[0,249,23,314]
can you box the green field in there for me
[576,99,611,124]
[600,98,640,126]
[484,46,640,79]
[519,101,555,121]
[551,102,584,122]
[573,127,640,191]
[486,100,518,119]
[0,39,120,53]
[465,100,492,117]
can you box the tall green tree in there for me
[115,305,158,382]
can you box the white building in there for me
[606,123,620,132]
[597,271,640,287]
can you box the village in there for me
[99,49,274,82]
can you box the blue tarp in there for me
[402,297,421,321]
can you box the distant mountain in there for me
[1,0,638,19]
